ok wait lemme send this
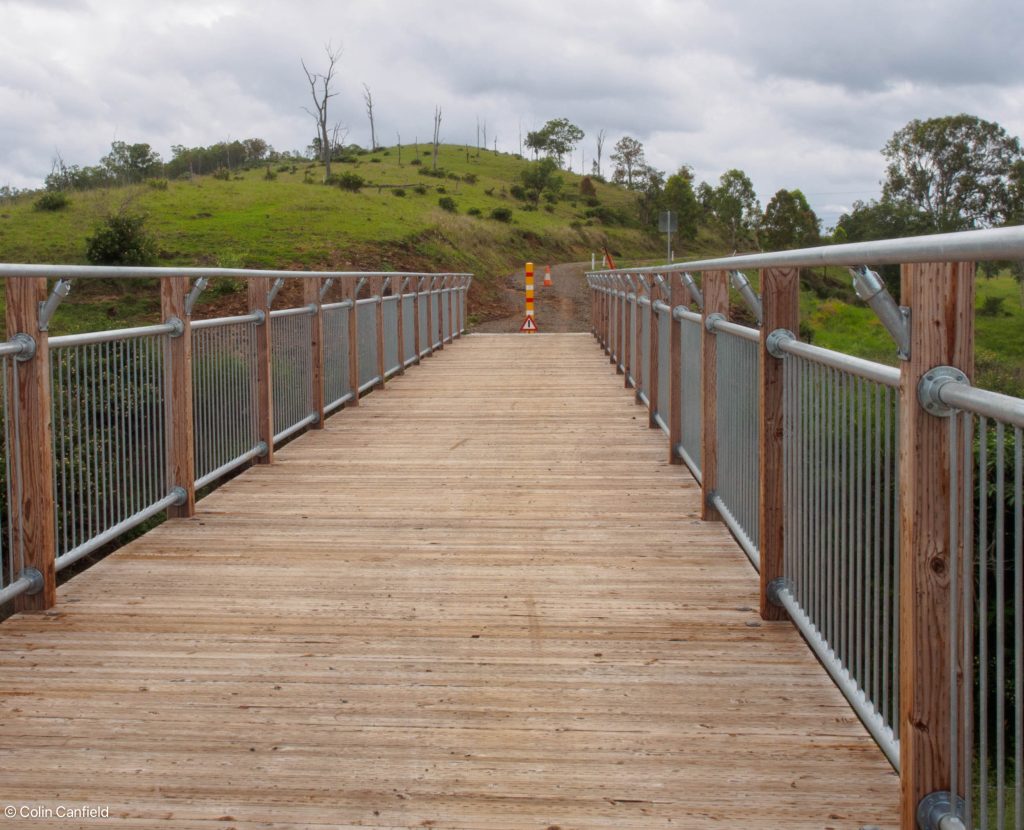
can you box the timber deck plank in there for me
[0,333,898,829]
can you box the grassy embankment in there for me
[0,144,661,333]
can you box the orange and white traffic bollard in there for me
[520,262,537,333]
[543,264,552,287]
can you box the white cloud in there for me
[0,0,1021,231]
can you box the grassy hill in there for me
[0,144,662,329]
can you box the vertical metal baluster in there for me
[997,421,1007,829]
[979,416,989,830]
[1014,425,1022,830]
[872,384,882,711]
[949,414,961,812]
[962,411,975,828]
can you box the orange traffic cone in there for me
[543,264,552,287]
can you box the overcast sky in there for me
[1,0,1021,227]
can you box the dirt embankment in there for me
[470,261,592,333]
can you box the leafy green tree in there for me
[610,136,645,188]
[632,164,665,226]
[761,188,821,250]
[709,169,761,249]
[525,118,584,168]
[882,114,1023,231]
[833,199,934,293]
[662,166,700,241]
[519,157,563,205]
[101,141,163,184]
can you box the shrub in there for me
[436,185,446,194]
[418,166,446,179]
[580,176,597,197]
[467,207,482,217]
[85,213,157,265]
[463,173,478,184]
[543,192,558,204]
[410,158,422,166]
[509,184,527,201]
[490,207,513,223]
[263,166,277,181]
[337,172,365,191]
[484,187,494,196]
[392,188,406,197]
[979,295,1010,317]
[276,164,291,173]
[438,196,457,213]
[34,191,69,211]
[370,157,382,163]
[146,178,169,191]
[212,168,231,180]
[544,204,555,212]
[447,172,460,181]
[338,154,359,164]
[413,185,427,195]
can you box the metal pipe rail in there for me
[587,223,1024,830]
[0,268,472,620]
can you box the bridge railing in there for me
[0,266,471,611]
[588,225,1024,830]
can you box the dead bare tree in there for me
[396,132,402,165]
[362,83,377,150]
[595,129,606,178]
[301,43,342,182]
[431,106,442,170]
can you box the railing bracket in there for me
[916,791,967,830]
[252,309,266,326]
[185,277,209,318]
[766,328,795,359]
[38,278,73,331]
[850,266,911,360]
[166,317,185,338]
[729,270,763,326]
[19,568,44,596]
[11,332,37,362]
[170,486,188,506]
[255,441,269,458]
[319,277,335,301]
[681,272,704,311]
[766,577,793,607]
[267,277,285,308]
[918,366,970,418]
[704,312,725,333]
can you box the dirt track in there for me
[470,262,592,333]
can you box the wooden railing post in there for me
[161,277,196,518]
[613,280,622,368]
[647,278,660,428]
[700,270,728,523]
[347,278,360,406]
[425,278,436,357]
[668,272,691,465]
[303,278,325,428]
[436,278,447,349]
[758,267,799,621]
[623,278,633,389]
[247,277,275,460]
[5,277,57,611]
[898,261,974,829]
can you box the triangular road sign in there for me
[520,316,538,332]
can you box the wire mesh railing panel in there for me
[270,312,315,439]
[782,353,901,761]
[629,297,637,386]
[402,295,415,363]
[1,356,20,600]
[680,315,703,476]
[322,305,351,409]
[192,319,260,483]
[430,292,441,349]
[417,294,429,355]
[637,300,649,401]
[656,305,670,430]
[357,300,379,389]
[441,291,452,342]
[950,409,1023,829]
[50,334,168,563]
[382,295,400,375]
[714,327,760,562]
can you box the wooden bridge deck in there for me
[0,333,897,829]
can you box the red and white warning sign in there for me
[519,316,538,333]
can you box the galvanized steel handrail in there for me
[0,263,473,281]
[589,224,1024,274]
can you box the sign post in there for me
[658,210,677,263]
